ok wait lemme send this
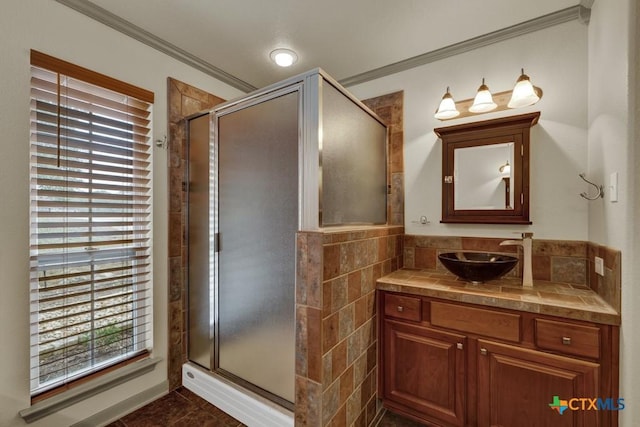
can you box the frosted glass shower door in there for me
[187,113,212,369]
[215,90,298,406]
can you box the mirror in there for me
[435,112,540,224]
[454,142,514,210]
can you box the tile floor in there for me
[107,387,425,426]
[376,410,425,427]
[107,387,246,427]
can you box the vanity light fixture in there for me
[434,87,460,119]
[435,69,543,121]
[508,69,540,108]
[469,78,498,113]
[270,48,298,67]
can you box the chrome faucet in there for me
[499,232,533,287]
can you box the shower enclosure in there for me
[184,69,387,425]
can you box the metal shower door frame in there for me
[210,82,304,409]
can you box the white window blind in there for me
[29,50,154,397]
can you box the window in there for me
[29,50,154,398]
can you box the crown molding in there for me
[55,1,590,93]
[339,5,588,87]
[578,5,592,24]
[55,0,257,93]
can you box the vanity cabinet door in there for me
[382,319,466,426]
[477,339,600,427]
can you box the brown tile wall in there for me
[167,78,225,390]
[403,235,621,311]
[362,92,404,226]
[587,242,622,313]
[296,226,404,427]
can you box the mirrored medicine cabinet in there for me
[435,112,540,224]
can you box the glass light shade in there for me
[499,161,511,175]
[469,81,497,113]
[508,71,540,108]
[434,89,460,119]
[270,48,298,67]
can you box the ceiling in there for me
[65,0,579,90]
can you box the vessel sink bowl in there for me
[438,252,518,283]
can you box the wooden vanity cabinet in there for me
[383,319,466,426]
[477,339,600,427]
[378,291,619,427]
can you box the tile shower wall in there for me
[362,92,404,226]
[296,226,404,427]
[167,78,224,389]
[403,235,621,311]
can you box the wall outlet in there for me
[595,256,604,276]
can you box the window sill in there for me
[19,357,161,423]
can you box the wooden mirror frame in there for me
[435,112,540,224]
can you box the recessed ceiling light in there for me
[270,48,298,67]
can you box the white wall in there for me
[350,20,589,240]
[630,2,640,423]
[0,1,243,426]
[587,1,638,426]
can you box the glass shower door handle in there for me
[214,232,221,253]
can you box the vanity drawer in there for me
[430,301,521,342]
[535,319,600,359]
[384,293,422,322]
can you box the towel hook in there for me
[579,173,604,200]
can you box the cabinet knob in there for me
[397,306,404,312]
[562,336,572,345]
[456,343,463,350]
[480,348,488,356]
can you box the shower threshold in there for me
[182,363,294,427]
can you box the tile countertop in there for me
[377,269,621,326]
